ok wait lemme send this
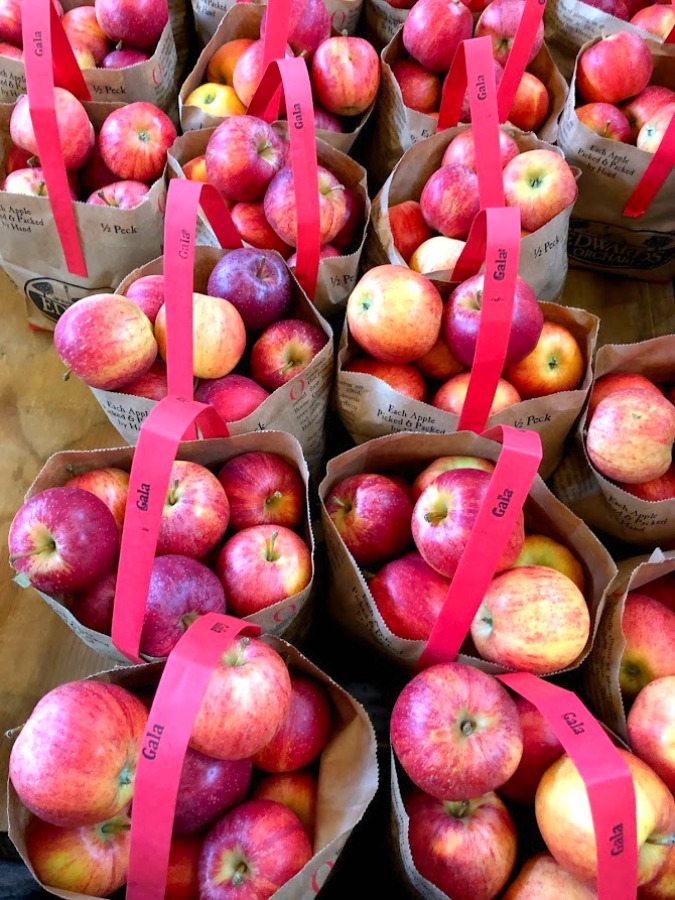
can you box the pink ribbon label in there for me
[623,110,675,218]
[496,0,547,122]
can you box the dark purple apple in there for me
[174,747,252,837]
[444,274,544,369]
[206,248,292,332]
[195,374,270,422]
[139,555,226,657]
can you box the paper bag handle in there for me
[21,0,91,277]
[417,425,542,669]
[623,111,675,218]
[126,613,263,900]
[110,397,231,664]
[247,57,321,300]
[162,179,243,403]
[438,36,505,209]
[496,0,547,122]
[499,673,638,900]
[454,207,521,435]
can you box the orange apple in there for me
[184,83,247,118]
[346,265,443,364]
[505,321,584,399]
[508,72,549,132]
[588,372,662,420]
[182,155,208,183]
[414,334,465,381]
[409,236,466,276]
[535,749,675,886]
[388,200,434,264]
[510,534,585,592]
[345,357,427,402]
[250,770,318,840]
[412,455,495,501]
[206,38,255,86]
[432,372,521,416]
[503,853,596,899]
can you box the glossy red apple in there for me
[587,371,662,420]
[412,455,495,501]
[124,274,165,324]
[369,550,450,641]
[80,139,117,195]
[503,853,597,899]
[70,570,117,634]
[509,72,549,133]
[261,0,330,57]
[503,149,577,232]
[576,102,631,142]
[627,675,675,793]
[249,318,327,391]
[218,451,304,532]
[101,48,150,68]
[95,0,168,50]
[402,0,473,72]
[86,180,150,209]
[156,460,230,559]
[62,7,110,65]
[230,201,293,257]
[206,117,288,203]
[10,89,94,172]
[313,106,344,133]
[638,103,675,154]
[331,185,365,251]
[442,128,520,173]
[206,248,292,332]
[264,164,348,247]
[99,102,176,183]
[167,836,201,900]
[0,0,22,46]
[388,200,434,264]
[345,358,427,403]
[174,748,252,837]
[475,0,545,66]
[250,771,317,839]
[232,40,294,108]
[631,4,675,39]
[620,593,675,698]
[500,697,565,805]
[310,36,381,116]
[117,359,168,400]
[620,86,675,143]
[64,466,129,533]
[194,374,269,422]
[420,163,479,240]
[577,32,653,104]
[618,463,675,501]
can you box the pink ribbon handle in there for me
[163,179,242,404]
[126,613,263,900]
[260,0,293,121]
[21,0,90,277]
[110,396,231,664]
[247,57,321,301]
[438,36,505,209]
[623,111,675,217]
[496,0,547,122]
[456,207,521,434]
[499,673,638,900]
[417,425,542,670]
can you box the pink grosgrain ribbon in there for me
[496,0,547,122]
[499,673,639,900]
[260,0,293,120]
[21,0,91,276]
[110,397,230,663]
[126,613,262,900]
[417,425,542,670]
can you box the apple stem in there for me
[256,257,267,279]
[167,479,180,506]
[647,833,675,846]
[266,531,280,562]
[10,543,54,563]
[265,490,283,508]
[27,155,39,168]
[100,820,131,836]
[231,862,248,886]
[63,370,71,382]
[97,190,117,208]
[181,612,200,631]
[424,512,446,525]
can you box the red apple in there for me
[174,748,252,837]
[412,455,495,501]
[500,697,565,805]
[503,853,597,898]
[5,145,33,175]
[249,318,327,391]
[402,0,473,72]
[80,139,118,195]
[86,179,150,209]
[0,0,22,46]
[638,103,675,154]
[406,789,517,898]
[346,265,443,364]
[250,771,317,839]
[198,800,312,899]
[167,836,201,900]
[9,682,147,826]
[216,525,312,616]
[25,810,131,896]
[577,32,653,104]
[330,185,365,251]
[388,200,434,264]
[627,675,675,793]
[586,388,675,484]
[584,0,629,16]
[10,89,94,172]
[639,573,675,613]
[588,371,662,419]
[503,149,577,232]
[217,451,305,532]
[618,463,675,501]
[620,593,675,698]
[576,102,631,142]
[70,570,117,634]
[233,40,294,108]
[230,201,293,257]
[620,86,675,143]
[505,321,585,399]
[1,167,76,199]
[252,673,332,772]
[261,0,330,57]
[95,0,168,50]
[64,466,129,533]
[8,487,118,594]
[415,335,465,381]
[54,294,157,390]
[117,359,168,400]
[632,4,675,38]
[313,106,344,133]
[508,72,549,132]
[324,473,413,568]
[156,459,230,559]
[264,164,348,247]
[345,357,427,403]
[412,468,525,578]
[191,635,292,760]
[310,36,380,116]
[475,0,545,66]
[391,662,523,799]
[101,48,150,68]
[206,248,292,332]
[124,274,165,324]
[287,243,341,266]
[194,374,269,422]
[99,102,177,183]
[442,128,520,173]
[369,550,450,640]
[420,163,479,240]
[432,372,521,416]
[391,59,441,115]
[62,7,110,65]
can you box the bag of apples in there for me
[336,206,598,478]
[54,178,334,473]
[0,0,172,331]
[370,0,568,188]
[319,424,617,671]
[179,0,380,155]
[545,0,675,81]
[364,48,579,302]
[0,0,179,110]
[6,612,379,898]
[553,335,675,546]
[169,58,370,315]
[9,395,318,664]
[559,34,675,281]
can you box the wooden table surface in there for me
[0,265,673,836]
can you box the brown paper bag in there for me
[7,637,379,899]
[0,102,166,331]
[12,430,317,663]
[168,127,370,316]
[559,39,675,282]
[318,430,617,672]
[553,335,675,546]
[178,4,374,154]
[585,548,675,740]
[335,301,599,480]
[190,0,364,46]
[86,245,334,476]
[369,30,568,189]
[364,125,579,302]
[363,0,408,49]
